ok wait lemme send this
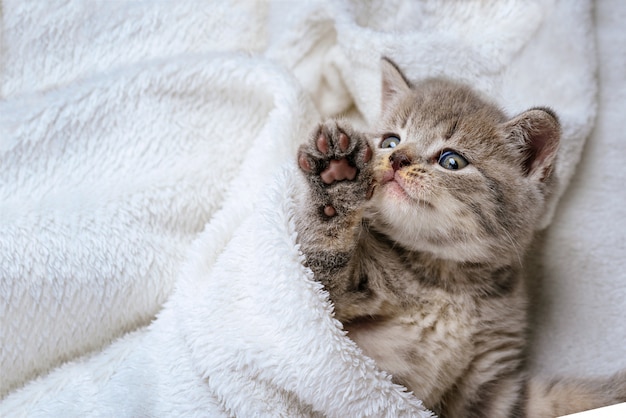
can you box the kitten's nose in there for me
[390,150,412,171]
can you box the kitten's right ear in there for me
[381,57,412,111]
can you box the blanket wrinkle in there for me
[3,0,621,416]
[0,1,269,99]
[174,166,430,417]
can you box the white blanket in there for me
[2,0,619,416]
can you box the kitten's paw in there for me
[298,122,372,179]
[297,121,373,218]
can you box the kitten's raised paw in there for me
[297,121,373,218]
[298,122,372,180]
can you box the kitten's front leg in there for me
[296,121,374,321]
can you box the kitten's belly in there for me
[344,296,475,408]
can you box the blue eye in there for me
[438,150,469,170]
[380,135,401,149]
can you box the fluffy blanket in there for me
[2,0,620,416]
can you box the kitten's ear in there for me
[381,57,412,111]
[505,107,560,181]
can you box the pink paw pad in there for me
[298,154,312,172]
[323,205,336,217]
[364,146,372,163]
[338,133,350,152]
[320,159,357,184]
[316,133,329,154]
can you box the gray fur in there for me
[295,59,625,417]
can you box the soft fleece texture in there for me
[1,0,623,416]
[526,0,626,378]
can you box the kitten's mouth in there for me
[378,169,433,208]
[379,169,411,199]
[380,169,396,185]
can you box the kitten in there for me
[295,58,626,417]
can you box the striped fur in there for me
[295,59,625,417]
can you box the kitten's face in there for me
[365,62,560,264]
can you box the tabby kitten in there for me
[295,58,626,417]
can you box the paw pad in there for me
[323,205,336,217]
[316,133,329,154]
[320,159,357,184]
[298,154,312,172]
[338,133,350,152]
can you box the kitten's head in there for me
[366,59,560,264]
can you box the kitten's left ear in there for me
[381,57,412,111]
[504,107,561,182]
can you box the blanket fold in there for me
[1,165,432,417]
[1,0,600,416]
[0,51,318,399]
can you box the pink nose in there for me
[390,151,412,171]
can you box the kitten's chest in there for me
[345,289,477,407]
